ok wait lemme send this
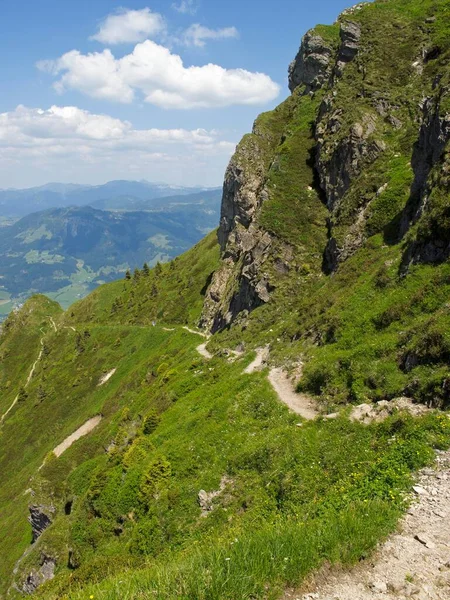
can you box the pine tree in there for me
[142,262,150,276]
[125,269,131,280]
[154,262,162,276]
[133,268,141,281]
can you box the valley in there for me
[0,0,449,598]
[0,189,221,319]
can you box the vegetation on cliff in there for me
[1,0,449,598]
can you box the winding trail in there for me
[0,334,45,424]
[0,316,77,424]
[243,346,270,374]
[182,326,213,359]
[268,367,318,420]
[196,343,213,360]
[242,348,317,419]
[183,326,209,339]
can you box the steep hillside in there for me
[0,201,219,315]
[202,0,450,409]
[1,1,450,599]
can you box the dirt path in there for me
[52,416,102,458]
[243,346,270,374]
[182,326,213,358]
[0,336,45,424]
[196,343,213,360]
[288,449,450,600]
[269,367,318,420]
[98,368,116,386]
[182,326,208,339]
[48,316,57,332]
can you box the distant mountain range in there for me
[0,180,219,218]
[0,187,221,317]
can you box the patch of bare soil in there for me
[269,367,318,420]
[52,416,102,457]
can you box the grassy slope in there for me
[1,0,450,598]
[1,248,448,600]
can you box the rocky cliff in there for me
[201,0,450,331]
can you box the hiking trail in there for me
[285,449,450,600]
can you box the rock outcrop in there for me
[200,113,283,331]
[201,16,364,332]
[22,554,56,594]
[202,1,450,333]
[400,88,450,268]
[288,32,335,94]
[28,504,54,543]
[316,114,385,212]
[335,21,361,75]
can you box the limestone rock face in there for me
[288,32,334,93]
[202,16,366,332]
[401,90,450,268]
[22,554,56,594]
[218,135,270,252]
[316,114,385,212]
[335,21,361,76]
[201,2,450,332]
[28,505,54,543]
[403,95,450,229]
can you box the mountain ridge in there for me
[0,0,450,598]
[0,180,220,218]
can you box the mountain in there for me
[0,180,218,218]
[88,188,222,212]
[1,1,449,598]
[0,195,220,318]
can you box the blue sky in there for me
[0,0,356,188]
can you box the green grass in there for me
[259,91,328,253]
[1,0,450,597]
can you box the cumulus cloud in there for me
[182,24,239,47]
[90,8,166,45]
[172,1,198,15]
[0,105,236,187]
[37,40,280,109]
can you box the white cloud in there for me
[0,105,236,187]
[172,1,198,15]
[38,40,280,109]
[182,24,239,47]
[90,8,166,45]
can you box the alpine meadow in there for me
[1,1,450,599]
